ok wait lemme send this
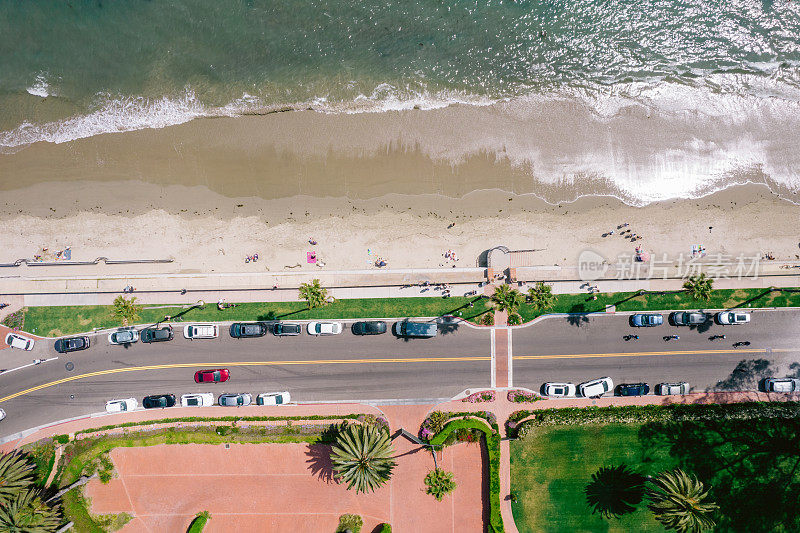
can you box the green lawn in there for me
[19,296,492,336]
[517,287,800,322]
[511,416,800,532]
[510,424,675,533]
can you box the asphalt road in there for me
[512,309,800,394]
[0,320,491,437]
[3,308,800,439]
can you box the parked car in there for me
[670,311,709,326]
[272,322,302,336]
[180,393,215,407]
[105,398,138,413]
[230,322,268,338]
[194,368,230,383]
[617,383,650,396]
[5,332,35,351]
[219,393,252,407]
[764,378,800,393]
[630,314,663,327]
[307,322,343,336]
[393,320,438,338]
[656,382,690,395]
[542,383,576,397]
[257,392,291,405]
[108,329,139,345]
[140,326,173,343]
[579,377,614,397]
[715,311,751,325]
[142,394,176,409]
[0,408,5,422]
[54,336,90,353]
[352,321,387,335]
[183,324,219,339]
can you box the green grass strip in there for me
[18,296,492,336]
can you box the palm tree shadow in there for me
[305,443,335,483]
[566,312,590,328]
[711,359,775,391]
[585,465,647,519]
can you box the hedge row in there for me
[430,419,504,533]
[515,402,800,438]
[73,414,363,436]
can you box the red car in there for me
[194,368,230,383]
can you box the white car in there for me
[180,393,215,407]
[542,383,576,397]
[715,311,751,325]
[257,392,291,405]
[655,382,690,395]
[105,398,138,413]
[108,329,139,345]
[5,332,35,351]
[0,408,6,422]
[307,322,342,335]
[183,324,219,339]
[764,378,800,393]
[579,377,614,398]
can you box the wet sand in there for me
[0,106,798,273]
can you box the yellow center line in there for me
[0,356,490,404]
[515,348,793,361]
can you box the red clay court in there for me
[86,440,485,532]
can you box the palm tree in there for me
[0,489,62,532]
[0,453,34,507]
[683,274,713,301]
[298,278,329,309]
[331,424,396,494]
[646,469,717,533]
[491,284,524,314]
[111,295,142,326]
[527,282,558,311]
[585,465,646,519]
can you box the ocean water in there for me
[1,0,800,202]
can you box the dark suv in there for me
[230,322,268,338]
[393,320,437,338]
[140,326,174,343]
[54,336,91,353]
[617,383,650,396]
[272,323,302,336]
[352,321,387,335]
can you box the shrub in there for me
[335,513,363,533]
[425,469,457,501]
[1,310,24,330]
[53,434,70,444]
[507,390,540,403]
[507,313,522,326]
[187,511,210,532]
[377,524,392,533]
[422,411,450,434]
[480,312,495,326]
[462,390,496,403]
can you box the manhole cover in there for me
[65,362,74,371]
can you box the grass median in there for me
[517,286,800,323]
[16,296,493,336]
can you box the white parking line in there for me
[507,327,513,388]
[490,328,496,388]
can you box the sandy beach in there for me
[0,106,798,274]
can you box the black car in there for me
[617,383,650,396]
[271,323,302,336]
[54,336,90,353]
[142,394,177,409]
[230,322,268,338]
[140,326,174,343]
[352,321,388,335]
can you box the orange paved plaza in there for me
[86,440,485,532]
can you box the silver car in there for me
[655,382,690,395]
[218,393,252,407]
[764,378,800,393]
[108,329,139,345]
[670,312,709,326]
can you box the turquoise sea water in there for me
[1,0,800,200]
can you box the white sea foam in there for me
[26,74,50,98]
